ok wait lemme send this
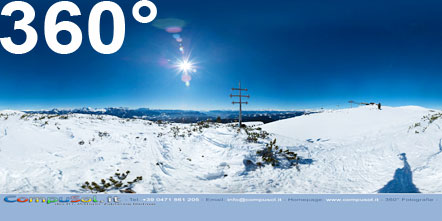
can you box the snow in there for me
[0,105,441,194]
[262,106,428,140]
[262,105,442,193]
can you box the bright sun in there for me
[174,57,197,87]
[178,60,193,73]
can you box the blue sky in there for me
[1,0,442,110]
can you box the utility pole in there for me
[349,101,355,108]
[231,81,249,127]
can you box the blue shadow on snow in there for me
[378,153,420,193]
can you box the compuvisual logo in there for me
[4,195,120,204]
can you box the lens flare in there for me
[182,73,191,81]
[152,18,199,86]
[176,59,194,73]
[166,26,182,33]
[174,57,197,87]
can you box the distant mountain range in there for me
[25,108,312,123]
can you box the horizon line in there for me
[1,104,441,113]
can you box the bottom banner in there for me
[1,194,441,220]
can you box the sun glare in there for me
[174,57,198,87]
[177,59,194,73]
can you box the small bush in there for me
[197,120,210,129]
[247,133,259,143]
[410,112,442,133]
[186,129,192,137]
[429,113,442,123]
[170,126,180,138]
[47,115,60,119]
[256,139,299,168]
[98,131,110,138]
[190,121,211,133]
[245,127,269,143]
[81,170,142,193]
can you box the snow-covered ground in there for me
[0,105,441,193]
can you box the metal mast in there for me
[231,81,249,127]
